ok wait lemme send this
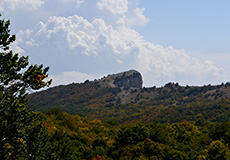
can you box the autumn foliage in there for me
[93,155,105,160]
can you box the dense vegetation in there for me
[30,108,230,159]
[1,13,230,159]
[28,81,230,125]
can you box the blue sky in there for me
[137,0,230,53]
[1,0,229,87]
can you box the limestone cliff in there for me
[98,70,143,88]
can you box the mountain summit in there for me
[97,70,143,88]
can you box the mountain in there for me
[28,70,230,124]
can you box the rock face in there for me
[113,70,143,88]
[99,70,143,88]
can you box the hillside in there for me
[28,70,230,124]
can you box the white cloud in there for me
[96,0,148,27]
[0,0,44,11]
[15,14,225,87]
[5,0,225,87]
[16,15,142,56]
[97,0,128,15]
[125,8,149,27]
[137,44,225,86]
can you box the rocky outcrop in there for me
[98,70,143,88]
[113,70,143,88]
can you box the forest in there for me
[2,106,230,159]
[0,13,230,159]
[36,108,230,159]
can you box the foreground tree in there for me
[0,13,53,159]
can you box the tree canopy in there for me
[0,13,52,159]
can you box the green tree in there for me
[115,123,150,147]
[0,13,52,159]
[206,140,230,160]
[209,122,230,146]
[111,123,150,159]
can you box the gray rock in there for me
[99,70,143,88]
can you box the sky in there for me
[1,0,230,87]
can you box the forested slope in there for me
[38,108,230,159]
[28,70,230,124]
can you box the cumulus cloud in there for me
[17,15,142,56]
[137,44,225,86]
[5,0,225,87]
[96,0,148,27]
[125,7,149,27]
[97,0,128,15]
[15,13,225,86]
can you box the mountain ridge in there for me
[28,70,230,123]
